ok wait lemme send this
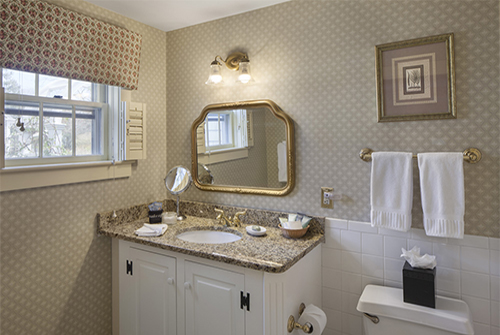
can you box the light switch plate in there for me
[321,187,334,209]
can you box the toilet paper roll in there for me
[297,304,327,335]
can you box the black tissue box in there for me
[402,261,436,308]
[148,210,163,224]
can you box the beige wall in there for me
[0,1,167,333]
[0,0,499,334]
[166,0,499,238]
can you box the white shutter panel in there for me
[122,101,146,160]
[0,87,4,168]
[247,111,254,147]
[197,121,206,154]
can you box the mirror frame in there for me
[191,99,295,196]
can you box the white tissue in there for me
[401,246,437,269]
[297,304,327,335]
[135,224,168,237]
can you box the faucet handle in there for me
[233,210,247,227]
[215,208,225,222]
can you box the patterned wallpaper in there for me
[0,0,167,334]
[166,0,499,238]
[0,0,498,334]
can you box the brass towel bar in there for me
[359,148,482,164]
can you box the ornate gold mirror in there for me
[191,100,295,196]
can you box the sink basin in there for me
[176,230,241,244]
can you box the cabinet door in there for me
[184,261,245,335]
[120,247,176,335]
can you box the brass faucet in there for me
[215,208,247,227]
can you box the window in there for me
[204,109,249,153]
[198,109,252,165]
[0,69,144,192]
[2,68,110,167]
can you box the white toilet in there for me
[357,285,474,335]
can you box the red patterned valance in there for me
[0,0,142,90]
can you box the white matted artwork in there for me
[375,33,456,122]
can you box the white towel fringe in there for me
[423,218,464,239]
[371,209,411,232]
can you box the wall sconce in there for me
[205,52,253,85]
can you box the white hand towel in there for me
[418,153,464,239]
[371,152,413,231]
[135,224,168,237]
[277,140,287,182]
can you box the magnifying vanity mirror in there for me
[165,166,192,220]
[191,99,295,196]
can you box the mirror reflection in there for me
[165,165,192,220]
[191,100,295,196]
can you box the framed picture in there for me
[375,33,456,122]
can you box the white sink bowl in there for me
[176,230,241,244]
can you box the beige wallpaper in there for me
[0,1,167,333]
[166,0,499,238]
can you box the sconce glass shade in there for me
[237,60,252,84]
[205,62,223,85]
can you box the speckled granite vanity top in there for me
[97,200,325,273]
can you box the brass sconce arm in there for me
[212,52,249,71]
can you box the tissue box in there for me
[148,210,163,223]
[402,261,436,308]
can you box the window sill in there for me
[198,147,248,165]
[0,160,134,192]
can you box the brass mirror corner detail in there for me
[191,99,295,196]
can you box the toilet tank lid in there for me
[356,285,474,335]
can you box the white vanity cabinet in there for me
[113,239,322,335]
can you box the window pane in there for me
[71,80,92,101]
[4,102,40,158]
[2,69,35,95]
[76,108,103,156]
[219,113,231,145]
[43,105,72,157]
[39,74,68,99]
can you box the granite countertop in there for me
[97,201,325,273]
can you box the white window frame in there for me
[198,109,250,165]
[0,70,134,192]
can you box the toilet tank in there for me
[357,285,474,335]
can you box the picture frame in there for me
[375,33,456,122]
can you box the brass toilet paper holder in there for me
[287,302,313,333]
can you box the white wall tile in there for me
[474,323,492,335]
[342,272,362,295]
[323,307,342,332]
[325,228,342,250]
[462,247,490,274]
[378,228,411,238]
[361,233,383,257]
[384,236,407,259]
[384,279,403,289]
[348,220,377,233]
[436,267,461,295]
[492,276,500,301]
[326,218,348,230]
[362,276,384,290]
[342,251,362,274]
[437,290,460,299]
[341,312,363,335]
[462,271,490,299]
[410,228,441,243]
[341,291,361,315]
[322,247,342,270]
[455,235,490,249]
[491,300,499,327]
[433,242,461,269]
[490,238,500,251]
[491,326,500,335]
[341,230,361,253]
[407,239,433,256]
[322,287,342,311]
[361,254,384,279]
[323,268,342,290]
[384,258,404,282]
[491,249,500,277]
[462,295,491,324]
